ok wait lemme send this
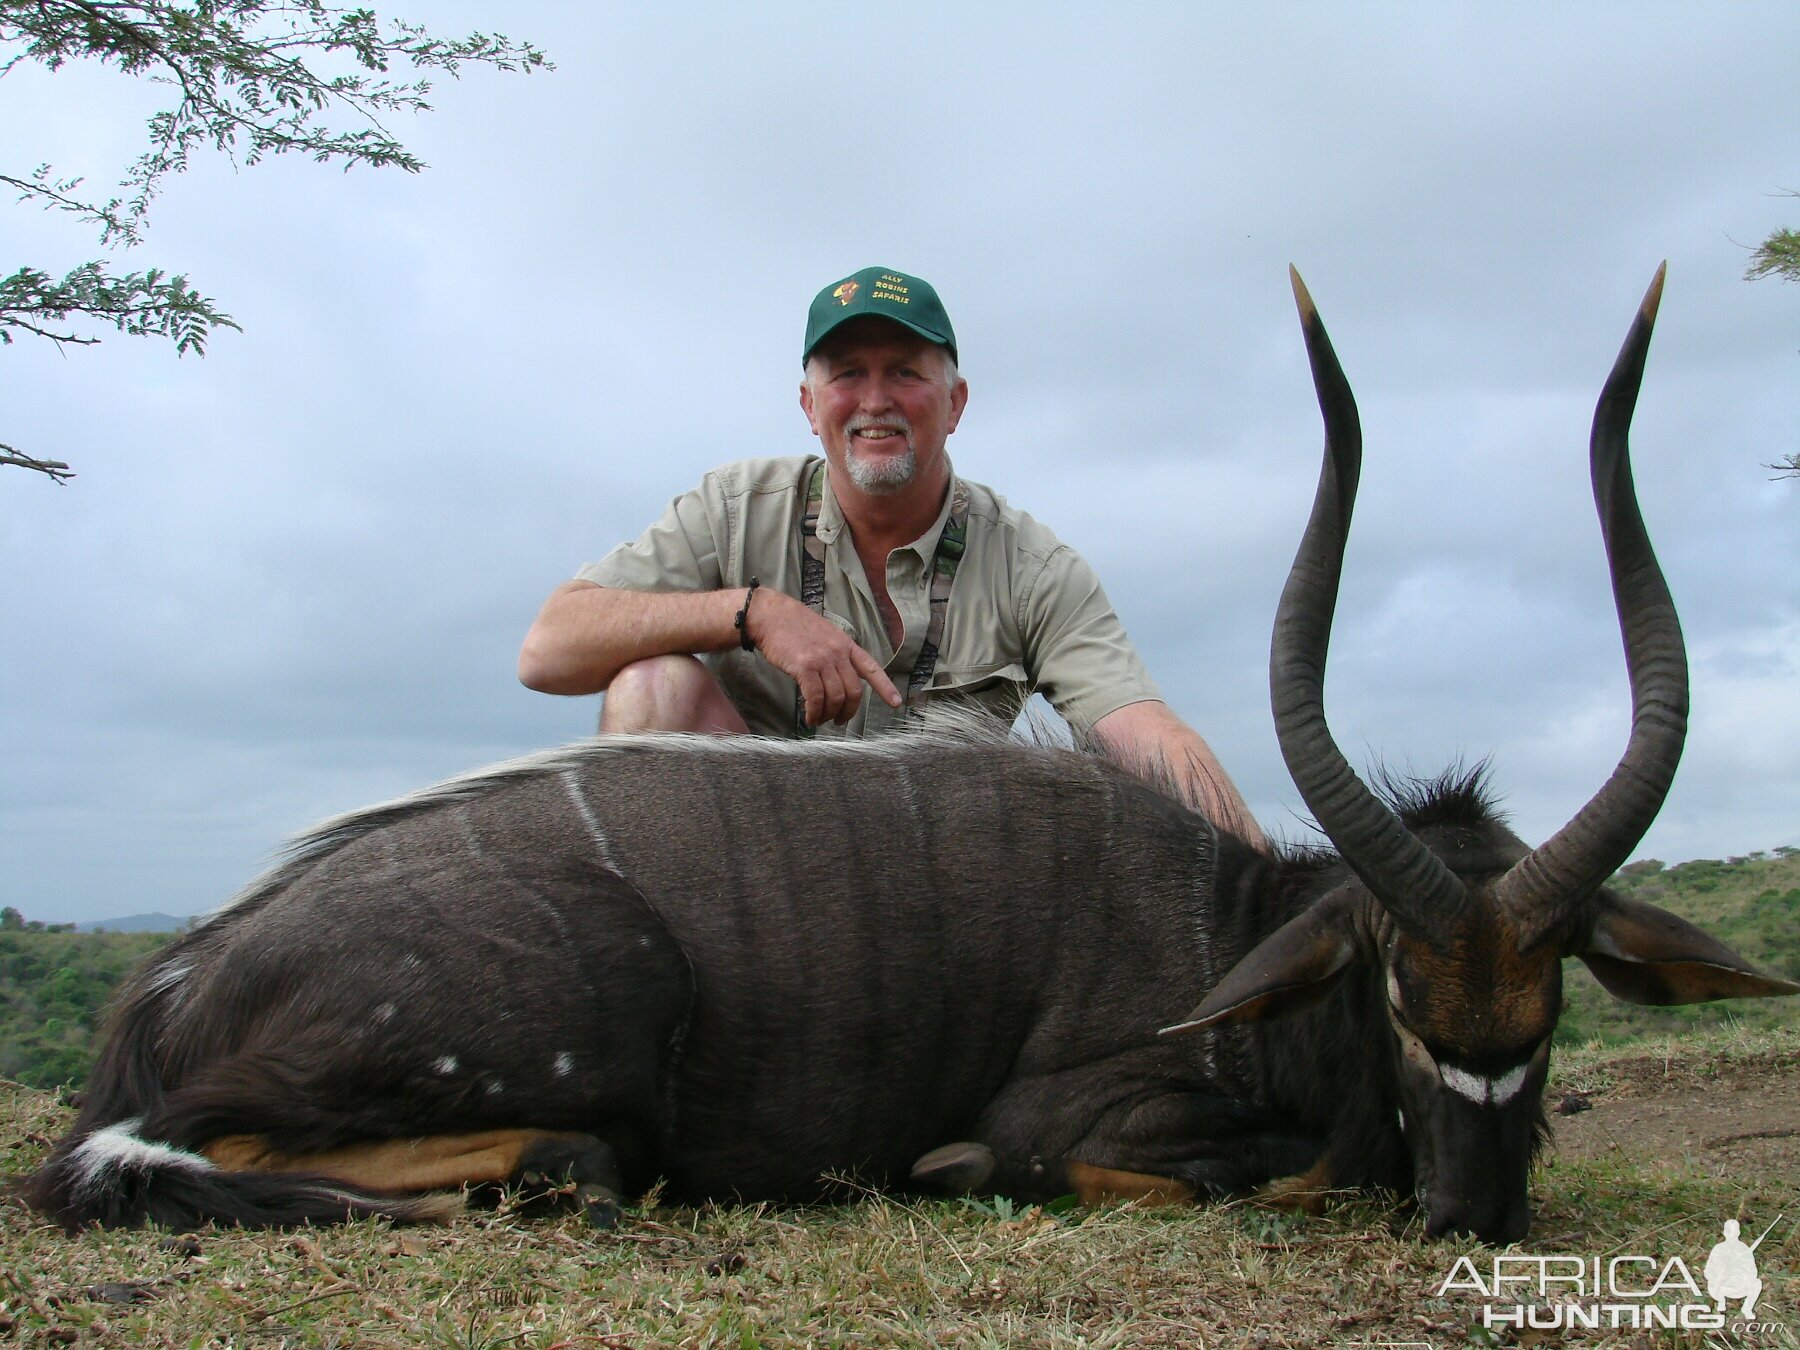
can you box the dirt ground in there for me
[1549,1049,1800,1179]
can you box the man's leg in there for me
[599,654,751,735]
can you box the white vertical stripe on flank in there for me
[561,770,620,872]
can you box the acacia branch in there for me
[3,1,550,243]
[0,442,77,483]
[0,314,102,345]
[1746,226,1800,285]
[0,2,551,479]
[1,263,240,354]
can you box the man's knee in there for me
[600,656,747,735]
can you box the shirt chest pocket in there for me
[926,661,1031,720]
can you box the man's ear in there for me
[1575,890,1800,1006]
[799,378,820,436]
[946,376,969,434]
[1161,886,1360,1034]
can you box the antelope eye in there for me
[1384,968,1414,1023]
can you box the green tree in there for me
[1746,192,1799,479]
[2,0,549,482]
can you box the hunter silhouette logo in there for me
[1706,1217,1776,1318]
[832,280,859,306]
[1436,1213,1786,1335]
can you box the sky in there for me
[3,4,1797,926]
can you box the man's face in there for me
[800,317,968,498]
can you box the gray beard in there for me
[845,441,916,494]
[842,420,916,494]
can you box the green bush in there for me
[1558,850,1800,1047]
[0,929,176,1089]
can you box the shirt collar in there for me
[815,459,959,565]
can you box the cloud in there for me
[3,4,1797,923]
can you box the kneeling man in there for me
[519,266,1264,848]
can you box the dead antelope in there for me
[23,266,1793,1244]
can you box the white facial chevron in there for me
[1439,1062,1532,1107]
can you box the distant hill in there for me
[1557,847,1800,1046]
[0,926,178,1087]
[74,912,192,934]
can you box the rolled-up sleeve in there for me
[578,481,722,593]
[1018,545,1162,732]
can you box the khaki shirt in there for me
[580,455,1160,738]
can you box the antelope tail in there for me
[19,1119,458,1232]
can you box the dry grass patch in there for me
[3,1028,1796,1348]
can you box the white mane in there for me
[197,706,1048,927]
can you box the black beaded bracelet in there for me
[733,577,761,652]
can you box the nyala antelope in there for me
[24,266,1793,1244]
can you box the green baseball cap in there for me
[803,267,958,366]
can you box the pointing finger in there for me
[849,645,903,708]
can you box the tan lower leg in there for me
[1064,1160,1196,1206]
[201,1128,595,1193]
[1256,1156,1334,1213]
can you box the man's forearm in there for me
[518,580,746,695]
[1091,700,1270,852]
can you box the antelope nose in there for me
[1426,1196,1531,1245]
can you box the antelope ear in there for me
[1161,887,1360,1035]
[1576,891,1800,1006]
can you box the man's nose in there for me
[858,375,896,412]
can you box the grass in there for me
[2,855,1794,1344]
[1556,850,1800,1047]
[3,1027,1796,1348]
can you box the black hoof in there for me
[504,1133,627,1221]
[910,1141,997,1194]
[579,1186,624,1231]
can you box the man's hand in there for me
[745,589,903,726]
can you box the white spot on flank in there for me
[433,1056,459,1075]
[485,1078,505,1096]
[401,953,423,972]
[1440,1062,1532,1107]
[71,1119,215,1198]
[553,1052,574,1078]
[373,1003,397,1025]
[561,770,619,871]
